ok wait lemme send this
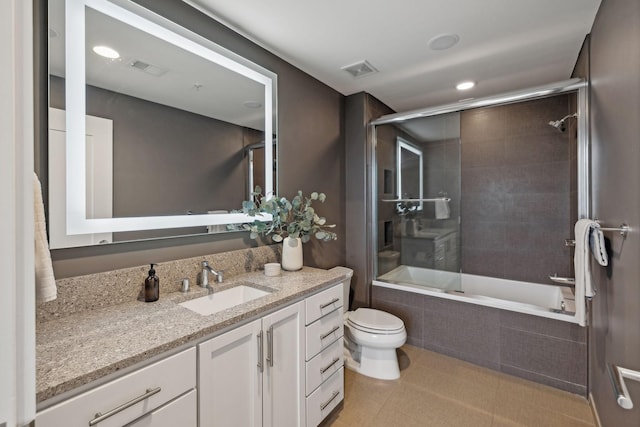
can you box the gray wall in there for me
[460,96,573,284]
[583,0,640,425]
[345,93,394,308]
[42,0,345,278]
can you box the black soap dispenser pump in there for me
[144,263,160,302]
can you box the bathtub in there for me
[376,265,577,324]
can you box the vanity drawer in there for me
[36,348,196,427]
[127,389,197,427]
[305,308,343,361]
[305,283,343,325]
[305,367,344,427]
[305,338,343,396]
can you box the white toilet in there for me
[330,267,407,380]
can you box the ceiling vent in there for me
[129,59,167,77]
[341,60,378,78]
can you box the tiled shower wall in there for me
[460,95,573,283]
[372,285,587,395]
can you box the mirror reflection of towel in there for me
[435,199,450,219]
[34,172,57,302]
[207,210,228,233]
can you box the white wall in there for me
[0,0,35,425]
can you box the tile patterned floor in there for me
[322,345,596,427]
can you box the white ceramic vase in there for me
[282,237,303,271]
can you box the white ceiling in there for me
[185,0,601,113]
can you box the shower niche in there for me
[372,79,586,285]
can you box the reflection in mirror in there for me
[396,137,424,210]
[376,113,461,275]
[47,0,277,248]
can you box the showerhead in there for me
[548,113,578,132]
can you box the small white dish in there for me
[264,263,281,277]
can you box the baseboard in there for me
[589,392,603,427]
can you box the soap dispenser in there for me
[144,263,160,302]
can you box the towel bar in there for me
[382,198,451,202]
[608,364,640,410]
[596,223,629,237]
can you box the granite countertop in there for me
[36,266,345,404]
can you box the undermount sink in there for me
[179,285,272,316]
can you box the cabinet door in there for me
[262,302,305,427]
[199,319,263,427]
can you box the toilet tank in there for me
[329,266,353,313]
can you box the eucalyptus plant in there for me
[241,187,337,243]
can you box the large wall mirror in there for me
[47,0,277,248]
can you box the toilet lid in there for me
[347,308,404,332]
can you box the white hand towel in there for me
[34,172,57,302]
[590,227,609,266]
[574,218,606,326]
[435,198,450,220]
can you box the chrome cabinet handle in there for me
[320,357,340,374]
[320,326,340,340]
[319,298,340,309]
[266,326,274,367]
[89,387,161,426]
[257,330,263,372]
[320,391,340,411]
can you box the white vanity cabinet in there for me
[35,348,196,427]
[304,284,344,427]
[198,301,305,427]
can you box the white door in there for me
[0,0,35,426]
[198,319,263,427]
[262,302,305,427]
[48,107,113,248]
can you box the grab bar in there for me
[549,274,576,287]
[608,364,640,409]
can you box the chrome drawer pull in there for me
[319,298,340,309]
[320,390,340,411]
[89,387,161,426]
[257,330,263,372]
[320,326,340,340]
[320,357,340,374]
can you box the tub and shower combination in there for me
[368,79,589,395]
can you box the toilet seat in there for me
[346,308,405,335]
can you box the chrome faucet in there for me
[200,260,223,287]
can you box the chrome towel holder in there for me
[565,222,630,247]
[597,223,630,237]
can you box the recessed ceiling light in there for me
[456,81,475,91]
[92,45,120,59]
[243,100,262,109]
[428,33,460,51]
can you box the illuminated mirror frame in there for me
[65,0,275,234]
[396,137,424,211]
